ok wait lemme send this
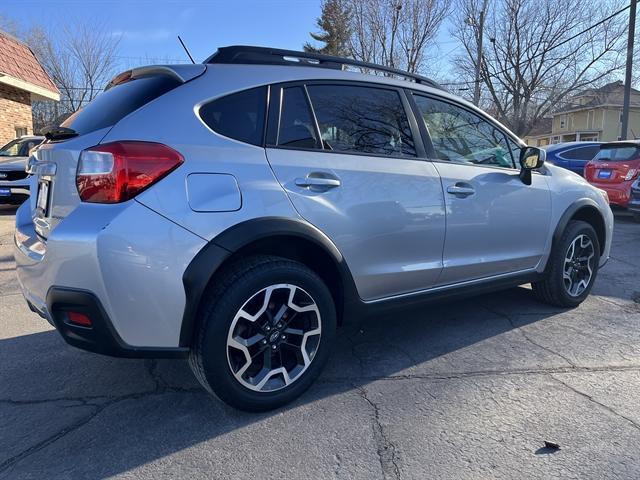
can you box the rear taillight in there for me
[624,168,638,181]
[77,141,183,203]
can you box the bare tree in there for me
[24,21,121,130]
[348,0,451,74]
[451,0,627,136]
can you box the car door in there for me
[411,93,551,285]
[264,82,446,301]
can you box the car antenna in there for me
[178,35,195,64]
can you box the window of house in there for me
[276,86,319,149]
[560,116,566,129]
[15,127,27,137]
[199,86,267,146]
[579,134,598,142]
[413,94,517,169]
[306,84,416,157]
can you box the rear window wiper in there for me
[42,126,79,141]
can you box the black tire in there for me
[189,255,336,412]
[532,220,600,308]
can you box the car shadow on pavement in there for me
[0,286,565,478]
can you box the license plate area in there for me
[0,187,10,197]
[597,169,612,179]
[36,180,50,215]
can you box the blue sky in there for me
[3,0,457,74]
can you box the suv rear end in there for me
[14,65,213,355]
[584,141,640,207]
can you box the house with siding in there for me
[0,30,59,146]
[524,81,640,146]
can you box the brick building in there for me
[0,30,59,146]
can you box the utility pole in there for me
[469,0,489,106]
[621,0,636,140]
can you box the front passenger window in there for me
[413,94,516,169]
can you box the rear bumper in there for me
[14,200,207,353]
[587,181,632,207]
[46,287,188,358]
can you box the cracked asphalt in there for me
[1,204,640,479]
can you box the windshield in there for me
[595,145,639,162]
[0,138,41,157]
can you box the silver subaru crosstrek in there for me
[14,46,613,411]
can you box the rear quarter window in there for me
[560,146,600,160]
[199,87,267,146]
[61,75,181,136]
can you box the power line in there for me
[440,2,634,87]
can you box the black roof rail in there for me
[204,45,443,90]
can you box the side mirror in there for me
[519,147,546,185]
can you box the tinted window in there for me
[306,85,416,157]
[62,75,181,136]
[277,87,319,149]
[414,94,516,169]
[594,145,639,162]
[560,146,599,160]
[0,139,22,157]
[200,86,266,146]
[0,138,41,157]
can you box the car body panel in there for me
[266,147,446,300]
[14,199,206,347]
[432,162,551,284]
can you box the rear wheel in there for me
[532,220,600,308]
[189,255,336,412]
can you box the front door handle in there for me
[446,183,475,197]
[295,173,341,190]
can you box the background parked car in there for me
[584,141,640,208]
[0,135,44,204]
[543,141,601,176]
[628,177,640,221]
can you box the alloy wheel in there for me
[563,234,595,297]
[226,284,322,392]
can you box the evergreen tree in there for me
[304,0,351,57]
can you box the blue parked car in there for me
[543,142,601,176]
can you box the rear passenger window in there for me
[200,86,266,146]
[306,85,416,157]
[277,87,319,149]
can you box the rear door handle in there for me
[295,173,341,190]
[446,183,475,197]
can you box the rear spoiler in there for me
[105,64,206,91]
[600,141,640,149]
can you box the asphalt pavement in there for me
[1,204,640,479]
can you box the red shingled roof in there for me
[0,30,59,94]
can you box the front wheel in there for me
[532,220,600,308]
[189,255,336,412]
